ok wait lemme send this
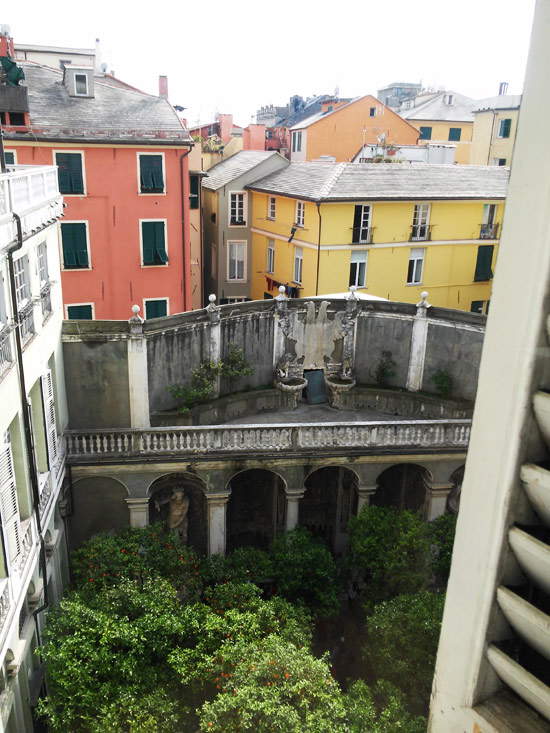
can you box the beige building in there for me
[470,95,521,166]
[430,2,550,730]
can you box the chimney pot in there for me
[159,75,168,100]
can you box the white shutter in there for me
[0,443,21,563]
[41,370,58,469]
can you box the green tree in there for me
[344,679,427,733]
[364,591,445,712]
[197,635,347,732]
[202,546,273,587]
[270,529,340,616]
[427,512,457,586]
[347,505,431,608]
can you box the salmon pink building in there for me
[1,39,194,320]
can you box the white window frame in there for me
[266,239,275,274]
[60,220,92,271]
[139,219,169,268]
[227,240,247,282]
[407,247,425,285]
[267,196,276,220]
[295,201,305,228]
[13,255,31,309]
[143,297,170,319]
[291,131,302,153]
[228,191,247,227]
[497,118,512,138]
[136,151,166,196]
[4,149,17,165]
[37,242,49,287]
[53,149,87,196]
[293,246,303,284]
[349,250,368,288]
[411,203,431,241]
[74,73,89,96]
[356,204,371,243]
[65,303,95,319]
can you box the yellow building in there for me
[401,91,477,164]
[470,94,521,166]
[247,162,508,313]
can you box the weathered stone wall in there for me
[354,308,415,387]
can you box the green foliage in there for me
[169,347,253,413]
[70,524,203,601]
[431,369,454,397]
[374,350,397,386]
[364,591,445,712]
[202,546,273,586]
[196,635,347,732]
[347,506,431,608]
[428,512,457,586]
[85,689,186,733]
[344,679,427,733]
[270,529,340,617]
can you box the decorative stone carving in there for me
[205,293,220,324]
[128,304,144,336]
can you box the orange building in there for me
[289,95,419,162]
[2,38,194,321]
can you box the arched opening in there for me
[68,476,129,550]
[227,469,286,551]
[372,464,430,515]
[300,467,358,552]
[148,473,207,554]
[447,466,465,514]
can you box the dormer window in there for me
[64,66,94,98]
[75,74,88,96]
[444,94,454,105]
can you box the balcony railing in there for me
[66,419,471,462]
[16,519,34,574]
[409,224,432,242]
[40,284,52,322]
[18,303,35,346]
[0,165,62,250]
[480,223,499,240]
[0,327,12,376]
[351,227,374,244]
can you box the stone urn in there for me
[325,374,356,409]
[274,376,307,409]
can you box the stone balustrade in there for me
[65,419,471,462]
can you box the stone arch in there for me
[372,463,431,515]
[300,466,358,552]
[68,475,130,550]
[227,469,286,551]
[447,465,465,514]
[148,473,208,554]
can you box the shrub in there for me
[427,512,457,586]
[202,546,273,587]
[374,350,397,386]
[431,369,454,397]
[344,679,426,733]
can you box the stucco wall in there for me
[354,307,415,387]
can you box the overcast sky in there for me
[6,0,536,126]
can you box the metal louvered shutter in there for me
[41,370,58,470]
[0,443,21,563]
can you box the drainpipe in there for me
[0,124,6,174]
[315,202,322,295]
[6,214,49,644]
[487,110,497,165]
[180,147,193,311]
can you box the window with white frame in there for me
[411,204,430,241]
[0,439,21,564]
[349,251,367,288]
[268,196,276,220]
[229,192,247,226]
[227,241,246,281]
[352,204,371,243]
[13,256,30,308]
[293,246,303,283]
[407,248,425,284]
[266,239,275,273]
[74,73,88,96]
[291,131,302,153]
[37,242,49,286]
[295,201,305,227]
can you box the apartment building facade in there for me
[470,94,522,167]
[1,32,194,321]
[0,159,68,731]
[247,162,508,312]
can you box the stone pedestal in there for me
[125,497,149,528]
[207,492,230,555]
[127,308,151,428]
[285,489,305,531]
[427,482,453,520]
[356,485,378,514]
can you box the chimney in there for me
[94,37,101,73]
[0,24,15,57]
[498,81,508,96]
[159,75,168,100]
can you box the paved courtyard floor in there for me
[224,402,408,425]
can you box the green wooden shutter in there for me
[419,126,432,140]
[140,155,164,193]
[41,370,58,471]
[448,127,461,141]
[56,153,84,194]
[145,300,168,319]
[0,442,21,564]
[4,151,15,165]
[352,205,362,243]
[142,222,167,265]
[501,119,511,138]
[474,245,494,281]
[61,223,88,268]
[67,305,93,319]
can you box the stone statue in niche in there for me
[155,488,190,543]
[275,354,291,381]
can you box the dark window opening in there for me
[8,112,25,126]
[67,304,93,319]
[474,245,494,282]
[139,155,164,194]
[189,174,200,209]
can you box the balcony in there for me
[351,227,374,245]
[40,284,52,323]
[409,224,432,242]
[0,165,63,251]
[480,223,499,240]
[18,302,35,347]
[0,327,12,376]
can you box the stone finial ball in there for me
[349,285,357,292]
[279,285,286,294]
[208,294,216,303]
[421,291,429,299]
[131,304,140,314]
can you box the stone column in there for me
[206,491,230,556]
[356,485,378,514]
[273,286,288,370]
[406,291,431,392]
[127,305,151,428]
[206,294,222,398]
[427,482,453,520]
[285,489,305,531]
[125,497,149,528]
